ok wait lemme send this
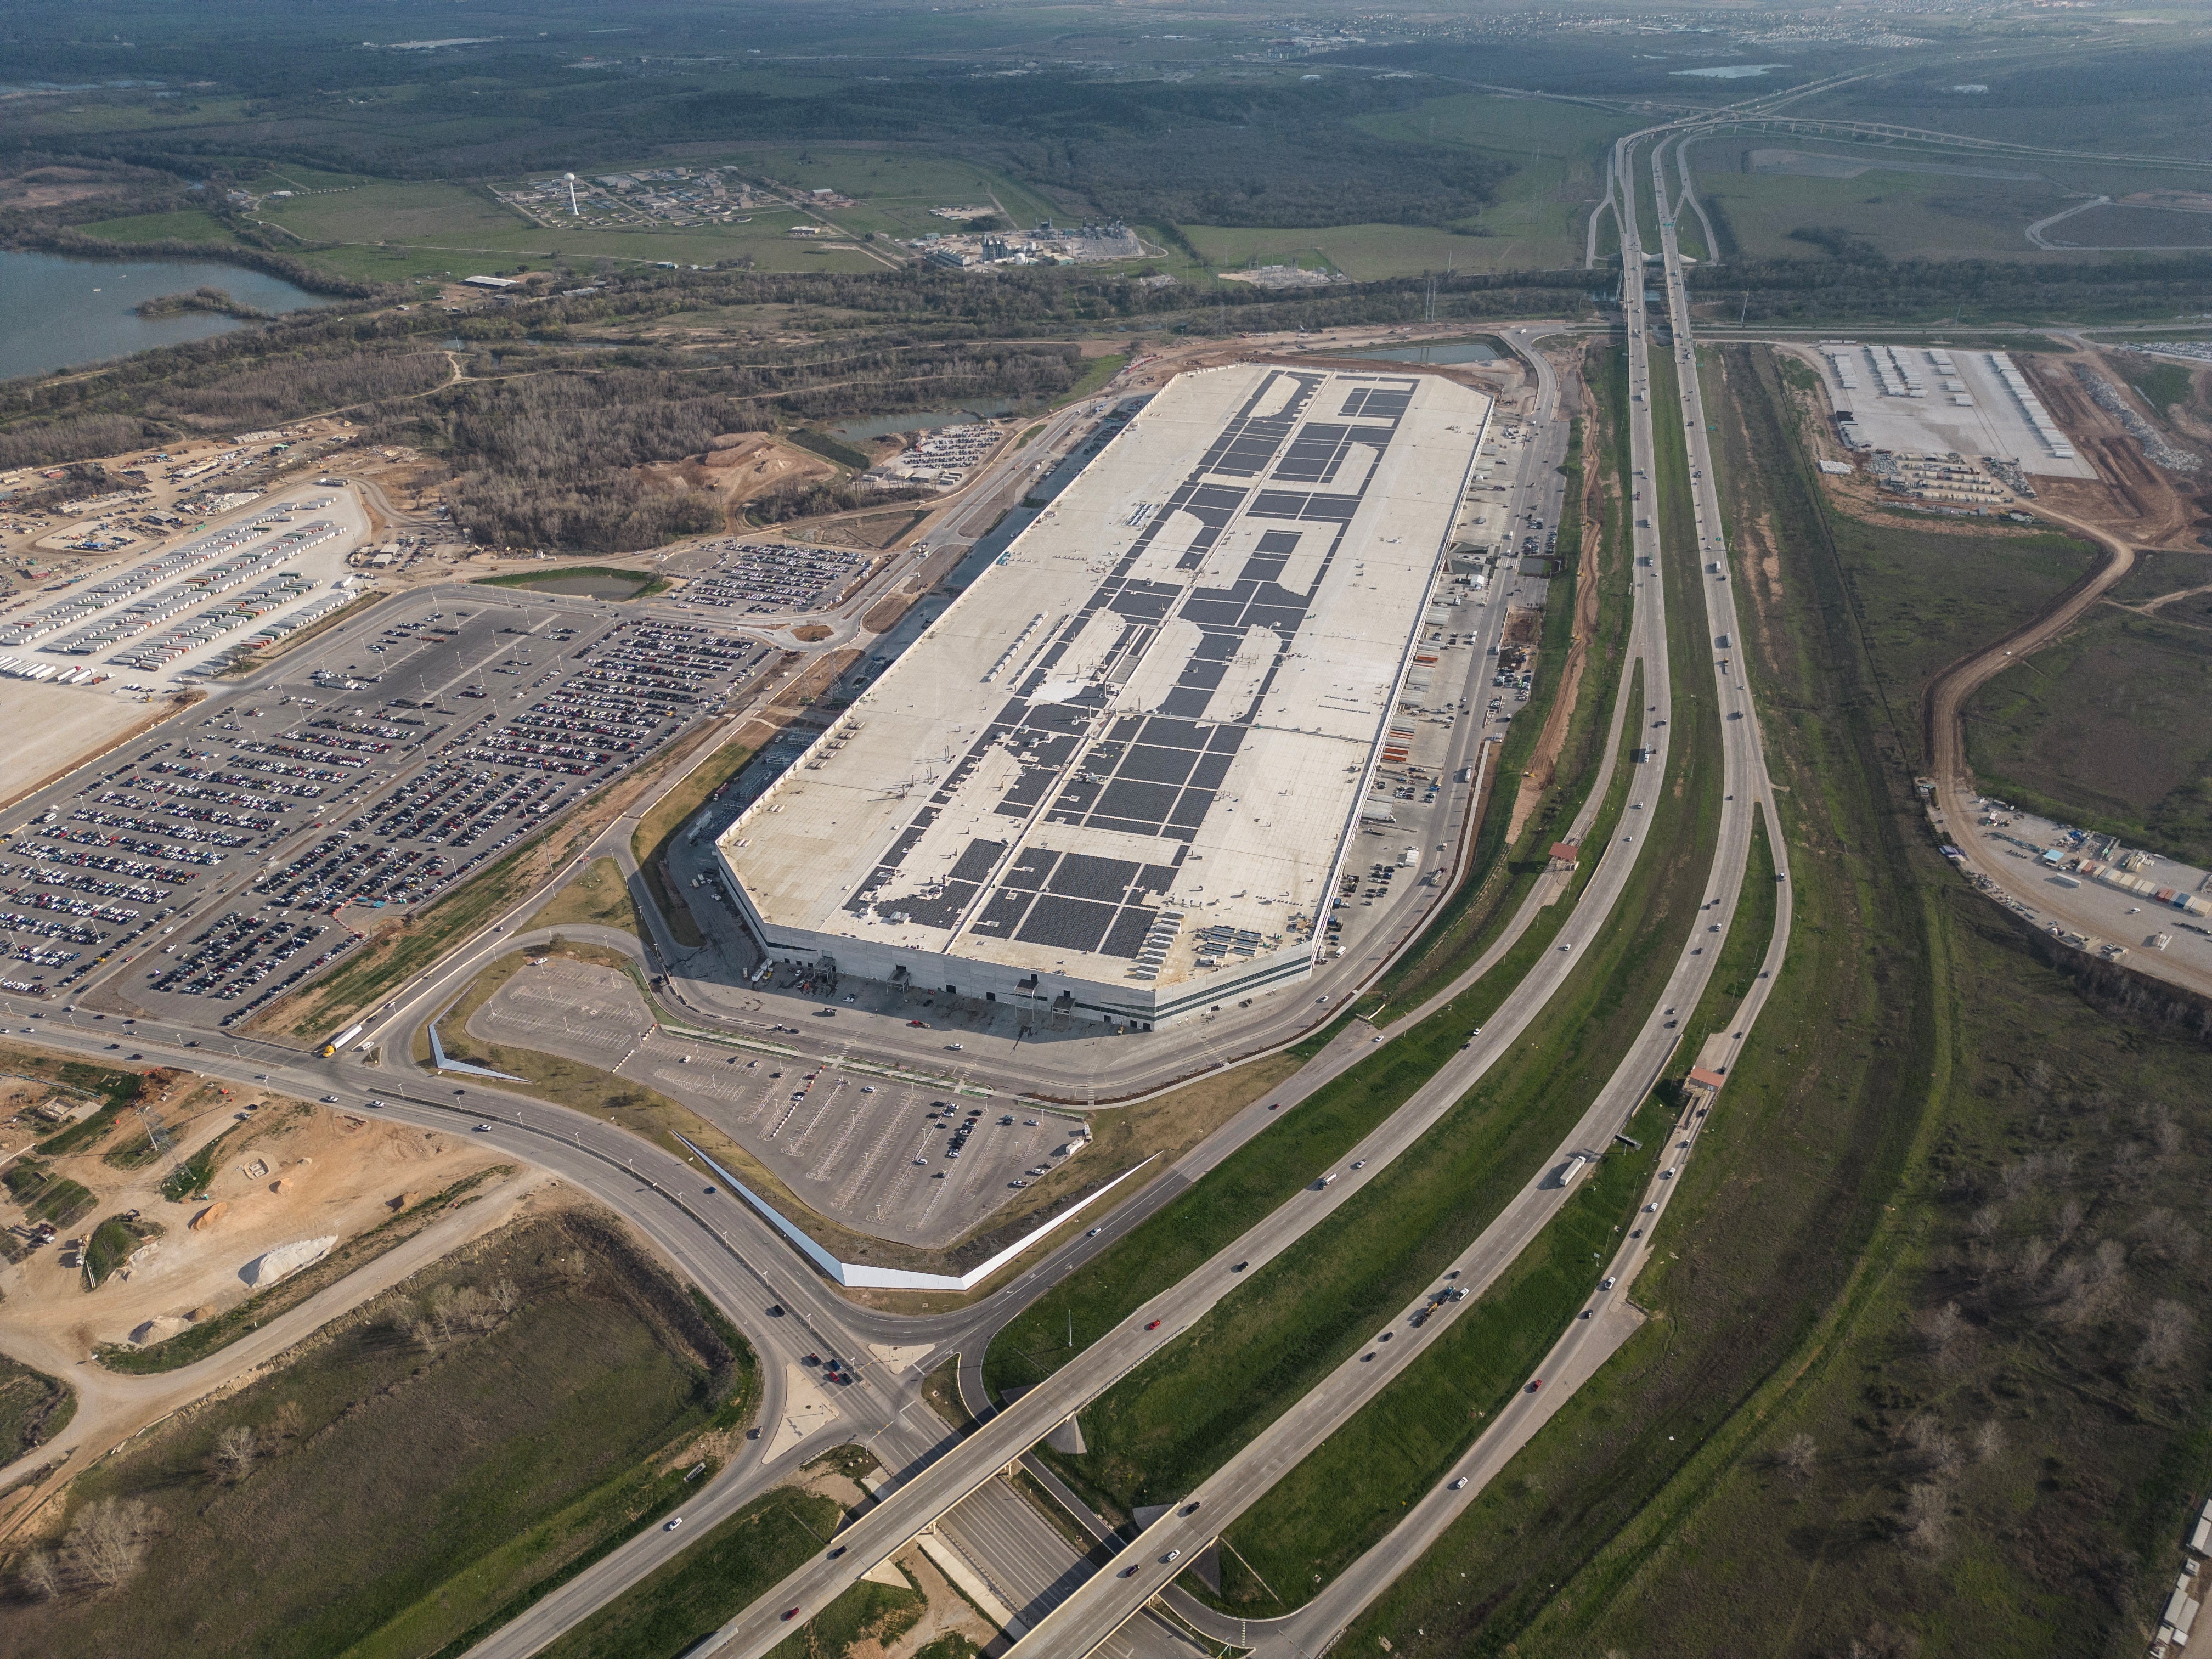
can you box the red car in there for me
[907,1019,928,1028]
[1145,1319,1163,1331]
[1526,1379,1543,1393]
[782,1607,802,1622]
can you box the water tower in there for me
[564,173,579,216]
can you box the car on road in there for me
[664,1517,683,1531]
[1145,1319,1163,1331]
[1644,1201,1658,1212]
[475,1122,492,1132]
[1351,1159,1366,1170]
[1602,1276,1616,1290]
[1165,1549,1182,1564]
[321,1094,339,1103]
[1233,1261,1248,1272]
[945,1042,963,1051]
[782,1607,802,1622]
[1661,1167,1675,1179]
[907,1019,928,1027]
[368,1099,385,1109]
[1526,1379,1543,1393]
[1451,1477,1469,1490]
[1088,1227,1103,1237]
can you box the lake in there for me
[0,251,328,382]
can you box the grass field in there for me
[630,733,754,949]
[1211,1091,1669,1610]
[1822,512,2096,767]
[210,177,895,283]
[533,1485,896,1659]
[0,1354,75,1459]
[1351,91,1628,272]
[1965,609,2212,865]
[700,145,1065,239]
[532,856,640,935]
[1684,137,2075,261]
[1182,222,1546,283]
[18,1210,754,1659]
[76,208,241,245]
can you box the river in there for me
[0,251,328,382]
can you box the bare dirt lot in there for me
[2024,352,2211,549]
[0,682,190,810]
[1,1092,505,1368]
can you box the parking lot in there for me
[0,587,768,1015]
[666,540,868,616]
[472,956,1082,1246]
[0,488,371,685]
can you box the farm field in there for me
[1822,512,2097,765]
[1688,145,2071,261]
[8,1207,754,1659]
[255,181,890,277]
[1966,607,2212,866]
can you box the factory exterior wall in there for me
[718,849,1316,1028]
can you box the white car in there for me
[1451,1476,1469,1490]
[665,1516,683,1532]
[945,1042,964,1051]
[1602,1276,1616,1290]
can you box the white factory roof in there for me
[719,362,1489,996]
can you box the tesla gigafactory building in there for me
[715,362,1491,1028]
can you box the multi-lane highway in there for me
[978,124,1800,1659]
[0,232,1805,1659]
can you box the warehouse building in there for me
[715,362,1490,1026]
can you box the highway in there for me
[691,239,1708,1659]
[1,261,1790,1659]
[983,125,1801,1659]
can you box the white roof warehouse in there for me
[715,362,1490,1027]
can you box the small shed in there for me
[1548,840,1580,873]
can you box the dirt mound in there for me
[188,1202,227,1232]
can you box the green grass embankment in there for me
[1336,339,1942,1658]
[1212,1092,1671,1610]
[532,1489,913,1659]
[1357,388,1626,1023]
[470,565,667,597]
[630,735,754,950]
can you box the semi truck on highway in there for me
[319,1020,365,1058]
